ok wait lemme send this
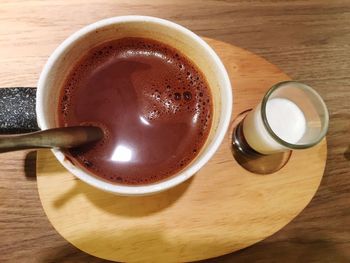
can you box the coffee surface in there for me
[58,37,212,185]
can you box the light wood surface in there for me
[36,38,327,262]
[0,1,349,262]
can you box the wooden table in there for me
[0,1,349,262]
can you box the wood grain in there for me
[35,37,327,262]
[0,0,349,262]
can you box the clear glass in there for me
[232,81,329,174]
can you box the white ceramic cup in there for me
[37,16,232,195]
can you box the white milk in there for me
[243,98,306,154]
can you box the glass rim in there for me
[261,81,329,149]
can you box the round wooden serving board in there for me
[37,38,327,262]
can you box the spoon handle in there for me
[0,126,103,153]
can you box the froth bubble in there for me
[183,91,192,101]
[174,93,181,100]
[83,159,93,168]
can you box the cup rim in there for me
[36,15,232,195]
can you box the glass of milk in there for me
[232,81,329,173]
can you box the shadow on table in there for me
[24,150,37,180]
[53,174,193,218]
[344,145,350,161]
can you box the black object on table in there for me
[0,87,38,134]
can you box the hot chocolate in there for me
[58,37,213,185]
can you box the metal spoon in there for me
[0,126,103,153]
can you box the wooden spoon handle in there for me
[0,126,103,153]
